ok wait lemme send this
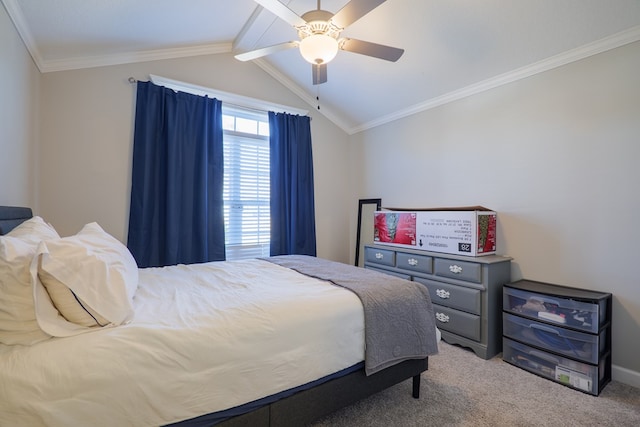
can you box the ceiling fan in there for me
[235,0,404,85]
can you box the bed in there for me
[0,206,439,426]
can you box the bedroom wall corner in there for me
[309,110,352,263]
[346,133,370,266]
[0,3,40,209]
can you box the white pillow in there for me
[4,216,58,244]
[38,264,110,327]
[0,216,59,345]
[33,222,139,337]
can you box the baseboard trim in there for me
[612,364,640,389]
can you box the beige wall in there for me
[0,4,39,207]
[349,41,640,386]
[37,55,352,262]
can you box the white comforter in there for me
[0,259,365,426]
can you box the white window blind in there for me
[222,105,271,260]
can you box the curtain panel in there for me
[268,112,317,256]
[128,81,225,267]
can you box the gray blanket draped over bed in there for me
[263,255,439,375]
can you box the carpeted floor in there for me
[311,341,640,426]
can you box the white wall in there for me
[349,41,640,385]
[0,4,39,207]
[37,54,352,262]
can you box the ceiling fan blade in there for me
[254,0,307,27]
[340,38,404,62]
[312,63,327,85]
[331,0,386,29]
[235,41,298,61]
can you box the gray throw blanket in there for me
[262,255,439,375]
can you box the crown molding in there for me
[350,25,640,134]
[250,26,640,135]
[37,43,233,73]
[2,0,44,70]
[2,0,232,73]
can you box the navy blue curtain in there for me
[268,112,317,256]
[127,81,225,267]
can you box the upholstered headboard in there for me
[0,206,33,235]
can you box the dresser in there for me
[502,280,612,395]
[364,244,512,359]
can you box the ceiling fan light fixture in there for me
[299,34,339,65]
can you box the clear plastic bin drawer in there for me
[503,337,609,396]
[503,313,605,364]
[503,286,605,333]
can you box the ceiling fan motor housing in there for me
[298,10,342,38]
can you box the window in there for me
[222,105,270,260]
[147,75,308,260]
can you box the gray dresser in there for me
[364,244,512,359]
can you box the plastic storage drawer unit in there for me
[502,280,612,396]
[503,312,605,364]
[503,337,609,395]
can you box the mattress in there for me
[0,259,365,426]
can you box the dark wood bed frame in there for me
[0,206,430,427]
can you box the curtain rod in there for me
[127,75,309,117]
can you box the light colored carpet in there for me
[311,341,640,426]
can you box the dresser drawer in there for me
[365,265,411,280]
[503,313,605,364]
[503,286,606,334]
[433,258,482,283]
[396,252,432,275]
[415,277,481,315]
[503,337,608,395]
[432,304,480,341]
[364,246,395,267]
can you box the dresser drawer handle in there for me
[375,252,384,259]
[435,312,450,323]
[407,258,418,266]
[449,264,463,274]
[436,289,450,299]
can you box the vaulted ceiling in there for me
[4,0,640,134]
